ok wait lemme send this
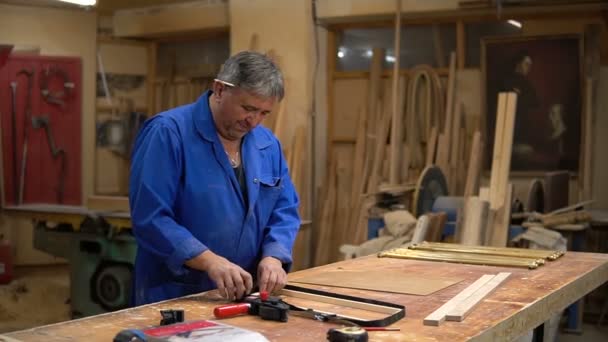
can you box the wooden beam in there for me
[488,93,517,247]
[332,68,450,80]
[582,77,593,201]
[388,0,403,185]
[326,30,337,179]
[464,131,482,197]
[113,2,229,38]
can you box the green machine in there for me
[6,205,136,319]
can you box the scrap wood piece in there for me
[458,196,489,246]
[411,215,431,244]
[548,199,594,216]
[541,210,591,227]
[446,272,511,322]
[425,212,447,242]
[423,274,495,326]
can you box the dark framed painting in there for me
[482,34,584,174]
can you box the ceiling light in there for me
[56,0,97,6]
[337,51,345,58]
[507,20,522,29]
[385,55,396,63]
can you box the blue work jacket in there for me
[129,91,300,305]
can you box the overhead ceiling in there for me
[0,0,199,14]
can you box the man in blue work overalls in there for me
[129,51,300,305]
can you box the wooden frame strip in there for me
[423,274,495,326]
[446,272,511,322]
[279,289,401,315]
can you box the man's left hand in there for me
[257,257,287,294]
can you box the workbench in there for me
[3,250,607,341]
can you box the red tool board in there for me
[1,55,82,206]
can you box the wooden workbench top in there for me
[3,251,608,341]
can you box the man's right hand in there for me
[186,250,253,301]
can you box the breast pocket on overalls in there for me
[257,175,283,224]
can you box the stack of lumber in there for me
[314,9,487,265]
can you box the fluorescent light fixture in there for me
[507,20,522,29]
[56,0,97,6]
[385,55,396,63]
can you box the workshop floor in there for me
[0,265,607,341]
[0,264,70,333]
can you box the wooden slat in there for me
[423,274,495,326]
[389,77,406,184]
[435,133,449,174]
[446,272,511,322]
[366,94,392,194]
[388,0,402,185]
[488,93,508,205]
[349,107,367,216]
[425,126,438,166]
[313,153,337,266]
[326,30,336,179]
[464,131,482,197]
[488,92,517,247]
[436,52,456,174]
[582,77,593,202]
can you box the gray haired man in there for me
[129,51,301,305]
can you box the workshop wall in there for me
[95,40,148,195]
[229,0,317,269]
[0,4,97,264]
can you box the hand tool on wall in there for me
[32,115,66,203]
[9,81,18,204]
[16,68,34,205]
[40,66,74,107]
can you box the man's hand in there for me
[257,256,287,294]
[186,250,253,301]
